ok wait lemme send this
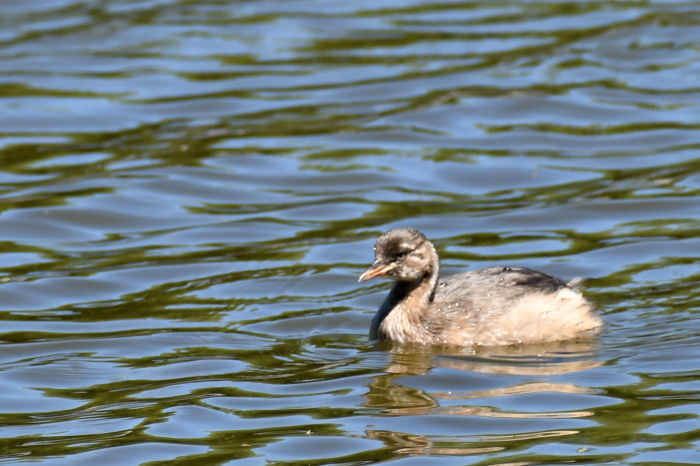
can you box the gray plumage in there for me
[359,228,603,347]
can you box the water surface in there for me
[0,0,699,464]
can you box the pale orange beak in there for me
[358,262,396,282]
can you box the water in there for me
[0,0,699,464]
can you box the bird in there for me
[358,228,603,347]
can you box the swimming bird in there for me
[359,228,603,347]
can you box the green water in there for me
[0,0,699,464]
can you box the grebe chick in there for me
[358,228,603,347]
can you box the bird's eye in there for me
[396,251,407,260]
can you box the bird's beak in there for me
[358,262,396,282]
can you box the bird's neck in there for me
[370,253,440,344]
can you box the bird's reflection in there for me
[376,339,603,376]
[362,340,604,458]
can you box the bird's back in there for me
[424,266,602,346]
